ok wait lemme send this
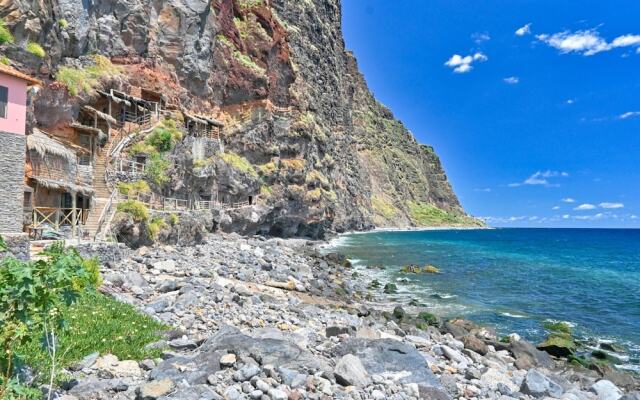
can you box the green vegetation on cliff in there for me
[0,19,14,45]
[408,202,481,227]
[55,55,122,96]
[220,151,258,177]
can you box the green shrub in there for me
[0,56,9,65]
[305,170,329,187]
[117,200,149,222]
[219,152,257,177]
[0,19,14,45]
[168,214,180,226]
[26,42,45,58]
[130,141,157,156]
[117,180,150,196]
[0,238,101,397]
[58,19,69,29]
[55,55,122,96]
[371,196,398,220]
[148,217,167,240]
[543,321,573,335]
[232,50,266,75]
[238,0,264,11]
[145,154,171,186]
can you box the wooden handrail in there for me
[32,207,89,230]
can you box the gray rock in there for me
[234,364,261,382]
[70,352,99,371]
[441,345,466,364]
[520,369,564,398]
[334,354,371,387]
[168,337,198,350]
[621,392,640,400]
[590,380,623,400]
[136,379,174,399]
[510,339,554,370]
[268,388,288,400]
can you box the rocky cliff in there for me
[1,0,480,238]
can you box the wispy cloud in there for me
[566,99,575,105]
[509,170,569,188]
[475,188,492,192]
[599,202,624,209]
[574,203,596,211]
[619,111,640,120]
[562,198,576,203]
[536,29,640,56]
[552,206,561,210]
[515,23,532,37]
[562,214,571,219]
[574,213,604,221]
[503,76,520,85]
[445,52,488,73]
[472,32,491,44]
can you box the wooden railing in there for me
[113,158,146,174]
[32,207,89,230]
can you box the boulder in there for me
[510,338,555,369]
[334,338,450,398]
[537,333,577,357]
[136,379,174,400]
[334,354,371,387]
[520,369,564,398]
[463,335,489,355]
[590,380,623,400]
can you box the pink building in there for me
[0,64,41,234]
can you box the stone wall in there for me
[0,233,30,260]
[0,132,26,233]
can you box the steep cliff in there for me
[1,0,481,238]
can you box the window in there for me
[0,86,8,119]
[79,134,91,148]
[79,155,92,166]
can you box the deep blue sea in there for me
[329,228,640,370]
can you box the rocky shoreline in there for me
[56,234,639,400]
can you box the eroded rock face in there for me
[3,0,474,237]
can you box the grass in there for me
[26,42,45,58]
[130,141,157,156]
[55,55,122,96]
[0,56,9,66]
[408,202,481,227]
[305,170,329,188]
[281,158,306,171]
[258,162,278,176]
[237,0,264,11]
[233,50,266,75]
[216,34,234,49]
[371,196,398,220]
[15,291,167,383]
[0,19,14,45]
[219,151,257,177]
[260,185,273,197]
[117,200,149,222]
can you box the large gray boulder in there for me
[334,354,371,387]
[510,338,555,370]
[334,338,450,399]
[520,369,564,398]
[590,380,623,400]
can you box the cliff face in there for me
[1,0,478,237]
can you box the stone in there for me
[70,352,100,371]
[168,337,198,350]
[93,354,142,378]
[136,379,175,400]
[463,335,489,355]
[621,393,640,400]
[326,326,355,337]
[234,364,261,382]
[537,333,577,357]
[440,345,466,364]
[268,388,288,400]
[590,380,623,400]
[510,338,555,369]
[219,353,237,367]
[334,354,371,387]
[520,369,564,398]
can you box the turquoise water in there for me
[330,228,640,370]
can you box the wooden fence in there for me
[32,207,89,230]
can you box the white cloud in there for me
[574,213,604,221]
[552,206,561,210]
[445,52,488,73]
[510,170,569,187]
[566,99,575,105]
[503,76,520,84]
[619,111,640,120]
[472,32,491,44]
[562,214,570,219]
[562,198,576,203]
[515,23,532,36]
[537,29,640,56]
[631,215,639,220]
[599,202,624,209]
[475,188,492,192]
[574,203,596,211]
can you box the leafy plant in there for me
[117,180,150,197]
[0,19,14,45]
[0,238,101,399]
[25,42,46,58]
[116,200,149,222]
[0,56,10,65]
[148,217,167,239]
[58,19,69,29]
[145,154,171,186]
[232,50,266,75]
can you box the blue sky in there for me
[342,0,640,228]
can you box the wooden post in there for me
[71,191,77,239]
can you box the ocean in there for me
[329,228,640,370]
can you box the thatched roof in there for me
[184,111,224,127]
[27,129,77,162]
[97,90,132,107]
[70,122,103,135]
[82,105,117,125]
[31,177,95,196]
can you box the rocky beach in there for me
[42,234,637,400]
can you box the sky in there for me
[341,0,640,228]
